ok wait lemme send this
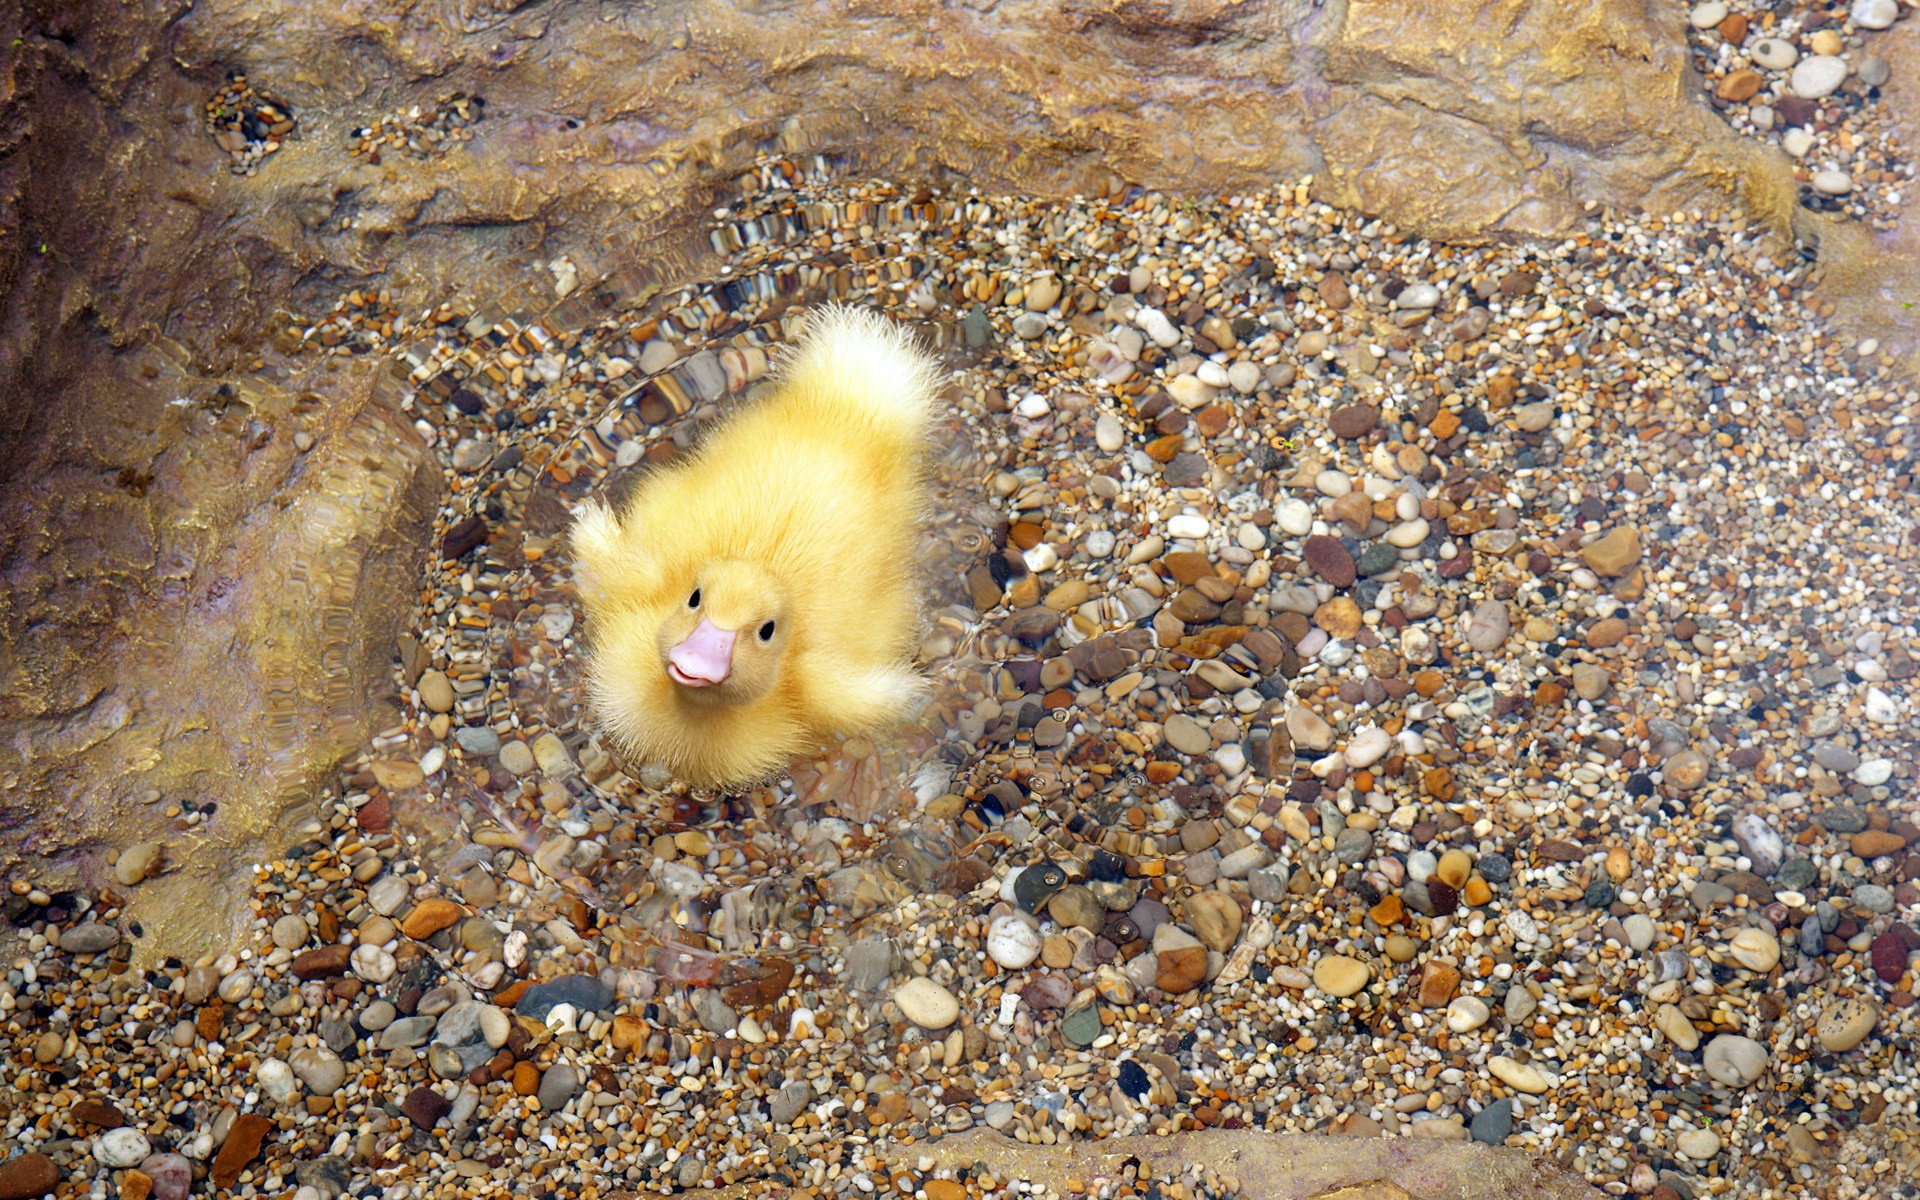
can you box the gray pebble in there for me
[359,1000,397,1032]
[769,1080,813,1124]
[1333,828,1373,864]
[377,1015,436,1049]
[1471,1097,1514,1145]
[1853,884,1895,914]
[537,1062,581,1111]
[454,726,502,755]
[59,923,120,955]
[843,937,897,992]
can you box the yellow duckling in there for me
[570,304,940,789]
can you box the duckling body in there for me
[570,305,940,788]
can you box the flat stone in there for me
[1163,713,1213,756]
[399,1086,451,1130]
[518,973,616,1019]
[1488,1055,1551,1094]
[1302,536,1355,587]
[1789,55,1848,99]
[1312,954,1369,997]
[1702,1034,1768,1088]
[1470,1098,1514,1145]
[291,944,351,980]
[1816,998,1878,1052]
[1328,403,1378,439]
[400,897,467,939]
[0,1154,58,1200]
[537,1062,581,1111]
[1581,526,1641,575]
[59,923,120,955]
[210,1113,272,1187]
[893,977,960,1028]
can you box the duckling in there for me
[570,304,941,789]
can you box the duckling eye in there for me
[758,620,776,642]
[687,588,701,609]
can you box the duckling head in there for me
[657,558,788,707]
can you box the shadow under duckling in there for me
[570,304,942,791]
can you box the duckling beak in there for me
[668,619,735,687]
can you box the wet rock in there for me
[400,1086,452,1130]
[1731,814,1783,877]
[1702,1034,1768,1088]
[59,924,120,955]
[537,1062,582,1111]
[516,974,615,1019]
[1471,1098,1513,1145]
[1302,536,1356,587]
[138,1154,191,1200]
[0,1154,58,1200]
[894,978,960,1028]
[211,1113,272,1187]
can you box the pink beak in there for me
[668,619,735,687]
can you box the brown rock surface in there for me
[661,1128,1605,1200]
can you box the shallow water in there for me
[5,3,1920,1198]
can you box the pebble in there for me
[93,1128,151,1169]
[1470,1098,1514,1145]
[1816,998,1879,1052]
[0,1155,58,1200]
[256,1056,298,1102]
[1728,927,1781,972]
[1790,56,1848,99]
[59,924,120,955]
[1813,170,1854,196]
[893,977,960,1028]
[271,914,311,949]
[1702,1034,1769,1088]
[537,1062,581,1111]
[140,1154,190,1200]
[987,916,1040,969]
[1446,996,1490,1032]
[290,1045,347,1095]
[1465,600,1511,651]
[497,739,536,775]
[1678,1128,1722,1160]
[1312,955,1369,997]
[1655,1003,1700,1051]
[114,841,163,886]
[1751,37,1798,70]
[1731,814,1784,877]
[1853,0,1898,29]
[1688,1,1727,28]
[1488,1056,1551,1094]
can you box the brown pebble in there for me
[1417,961,1460,1008]
[1328,403,1378,439]
[1302,536,1356,587]
[211,1113,273,1188]
[1717,69,1762,102]
[1586,617,1628,648]
[0,1153,59,1200]
[400,898,468,940]
[291,944,352,981]
[71,1099,126,1128]
[1853,830,1908,858]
